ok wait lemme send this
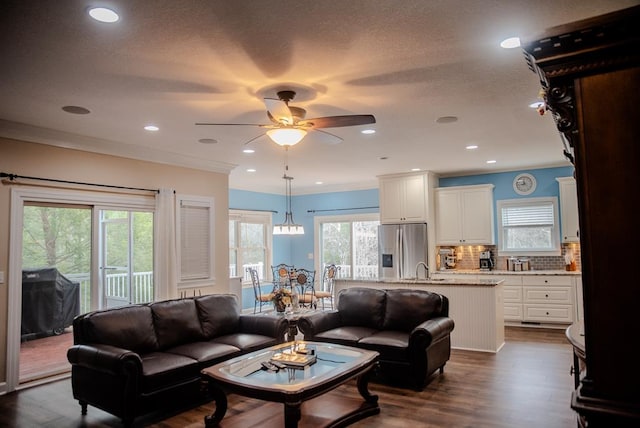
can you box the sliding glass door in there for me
[100,209,154,308]
[14,196,155,386]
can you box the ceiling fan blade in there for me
[195,122,267,126]
[243,132,269,145]
[310,129,344,145]
[264,98,293,125]
[298,114,376,129]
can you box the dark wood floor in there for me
[0,327,577,428]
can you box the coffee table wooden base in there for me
[205,386,379,428]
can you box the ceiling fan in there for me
[195,90,376,146]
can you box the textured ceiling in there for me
[1,0,638,194]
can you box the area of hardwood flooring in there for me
[0,327,577,428]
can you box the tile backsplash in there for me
[436,243,581,271]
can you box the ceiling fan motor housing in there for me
[277,90,296,103]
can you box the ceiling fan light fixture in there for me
[267,128,307,146]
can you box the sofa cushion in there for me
[164,341,241,366]
[196,294,241,339]
[139,352,199,393]
[314,326,379,346]
[337,288,386,329]
[358,330,411,362]
[82,305,159,354]
[383,289,444,332]
[212,333,278,353]
[151,299,205,349]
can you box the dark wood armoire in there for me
[522,5,640,427]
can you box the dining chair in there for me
[247,267,273,313]
[315,264,340,310]
[271,263,295,288]
[293,268,316,308]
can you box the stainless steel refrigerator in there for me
[378,223,428,280]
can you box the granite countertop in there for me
[433,269,581,276]
[339,277,504,286]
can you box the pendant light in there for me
[273,149,304,235]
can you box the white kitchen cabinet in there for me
[522,275,574,324]
[379,172,431,223]
[556,177,580,242]
[490,275,524,322]
[435,184,495,245]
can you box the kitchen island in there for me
[335,277,505,353]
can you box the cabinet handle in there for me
[545,294,549,298]
[546,312,550,315]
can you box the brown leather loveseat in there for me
[298,287,454,390]
[67,294,288,426]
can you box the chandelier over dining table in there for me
[273,152,304,235]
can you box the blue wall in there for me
[438,166,574,200]
[230,166,575,310]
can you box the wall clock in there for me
[513,173,537,195]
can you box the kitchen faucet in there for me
[415,261,430,280]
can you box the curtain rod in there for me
[307,206,379,213]
[0,172,159,193]
[230,207,278,213]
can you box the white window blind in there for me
[177,195,214,285]
[501,203,554,227]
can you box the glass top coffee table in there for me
[201,341,380,428]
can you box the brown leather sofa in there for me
[67,294,288,427]
[298,287,455,390]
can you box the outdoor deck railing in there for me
[66,271,154,314]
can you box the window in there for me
[315,214,380,279]
[497,197,560,256]
[229,210,271,283]
[176,194,214,286]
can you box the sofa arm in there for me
[239,314,289,341]
[67,343,143,375]
[410,317,455,349]
[297,310,341,339]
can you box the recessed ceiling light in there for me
[529,101,544,109]
[466,145,478,150]
[88,7,120,23]
[144,125,159,132]
[198,138,218,144]
[411,168,421,172]
[247,169,256,173]
[436,116,458,124]
[361,129,376,134]
[315,181,323,185]
[500,37,521,49]
[486,160,497,164]
[243,148,255,153]
[61,105,90,115]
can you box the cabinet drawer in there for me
[522,275,573,286]
[503,285,522,302]
[524,304,573,323]
[523,286,573,304]
[504,304,523,321]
